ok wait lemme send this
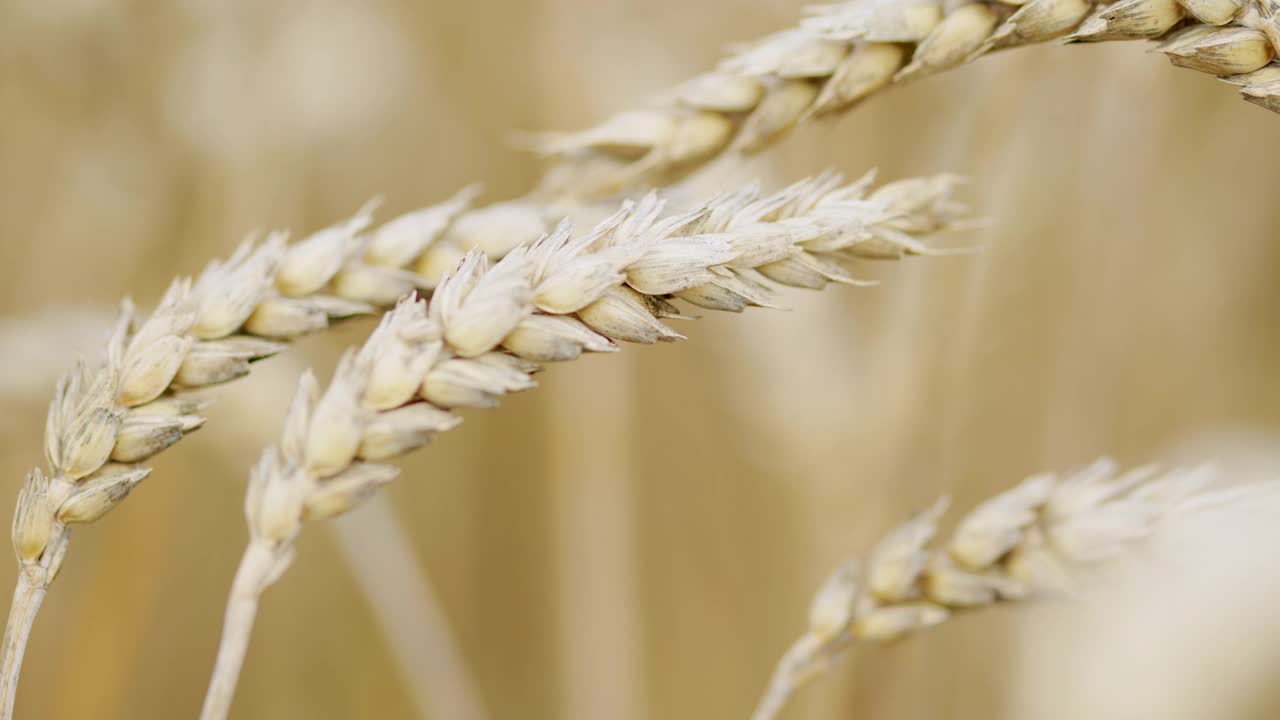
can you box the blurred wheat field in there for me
[2,0,1279,719]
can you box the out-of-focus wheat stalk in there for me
[331,495,488,720]
[0,187,564,719]
[530,0,1280,198]
[196,171,970,720]
[751,458,1272,720]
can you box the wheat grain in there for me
[531,0,1280,198]
[0,187,562,719]
[195,171,970,720]
[750,458,1273,720]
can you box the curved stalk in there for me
[0,573,44,720]
[200,540,289,720]
[0,522,68,720]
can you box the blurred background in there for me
[2,0,1279,718]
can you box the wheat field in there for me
[1,1,1279,719]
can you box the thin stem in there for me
[332,495,487,720]
[751,634,827,720]
[200,541,284,720]
[0,570,46,720]
[0,522,68,720]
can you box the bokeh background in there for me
[1,0,1279,718]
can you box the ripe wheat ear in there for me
[532,0,1280,199]
[0,186,567,720]
[196,171,972,720]
[751,458,1272,720]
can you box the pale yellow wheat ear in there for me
[534,0,1280,199]
[750,458,1275,720]
[0,184,567,719]
[195,171,973,720]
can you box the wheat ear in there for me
[0,187,568,719]
[533,0,1280,198]
[751,458,1269,720]
[196,171,970,720]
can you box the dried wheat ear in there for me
[245,170,969,542]
[7,188,564,583]
[197,171,969,720]
[2,187,568,718]
[533,0,1280,198]
[751,458,1273,720]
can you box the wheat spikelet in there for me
[750,458,1272,720]
[0,187,566,719]
[5,189,484,569]
[196,171,971,720]
[533,0,1280,198]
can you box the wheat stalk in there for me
[0,187,567,719]
[331,495,488,720]
[750,458,1270,720]
[532,0,1280,198]
[194,171,970,720]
